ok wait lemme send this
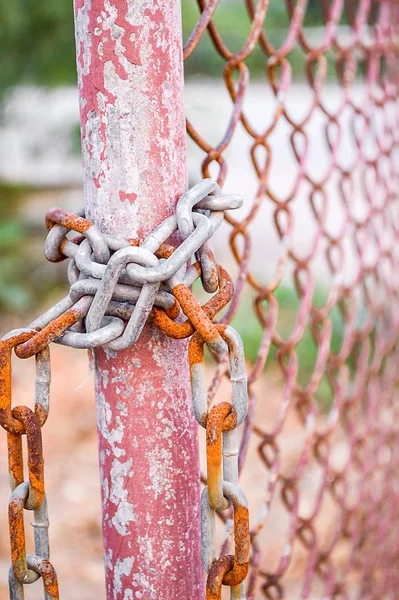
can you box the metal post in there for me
[73,2,203,598]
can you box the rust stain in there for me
[12,406,45,510]
[222,504,249,587]
[152,265,233,339]
[0,332,35,434]
[45,207,93,233]
[188,332,206,367]
[15,307,84,359]
[206,402,236,511]
[8,489,27,580]
[206,555,235,600]
[40,560,60,599]
[7,433,23,491]
[172,283,220,344]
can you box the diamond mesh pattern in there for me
[183,1,399,597]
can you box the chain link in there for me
[189,324,249,599]
[0,330,58,599]
[1,179,249,599]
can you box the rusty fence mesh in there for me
[183,1,399,598]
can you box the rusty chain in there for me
[0,330,59,600]
[0,180,249,599]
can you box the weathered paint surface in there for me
[73,1,203,598]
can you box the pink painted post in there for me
[73,1,203,598]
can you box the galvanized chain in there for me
[0,179,250,599]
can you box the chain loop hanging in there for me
[0,180,248,599]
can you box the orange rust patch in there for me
[45,208,92,233]
[206,402,238,510]
[222,504,250,586]
[12,406,44,510]
[172,283,221,343]
[7,433,23,490]
[206,555,235,599]
[222,561,249,587]
[206,403,231,510]
[8,492,27,577]
[34,404,48,427]
[164,298,180,321]
[15,307,83,359]
[0,332,35,434]
[40,560,60,599]
[127,238,141,246]
[188,332,206,366]
[151,306,191,339]
[152,265,233,340]
[155,243,175,259]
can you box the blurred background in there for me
[0,0,337,325]
[0,1,377,598]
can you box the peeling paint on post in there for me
[73,1,203,598]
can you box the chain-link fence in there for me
[1,1,399,599]
[183,1,399,597]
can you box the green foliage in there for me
[182,2,308,78]
[0,182,29,217]
[0,184,66,315]
[0,0,337,96]
[0,1,76,96]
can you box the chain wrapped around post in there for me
[0,179,249,599]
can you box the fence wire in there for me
[183,1,399,598]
